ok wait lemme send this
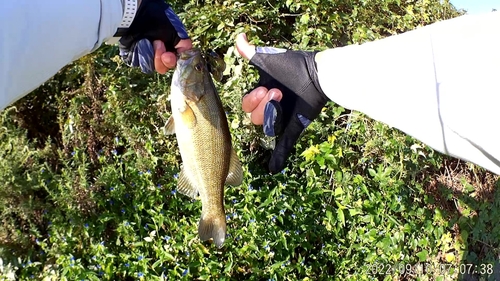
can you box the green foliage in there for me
[1,0,499,280]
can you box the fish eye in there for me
[195,63,203,72]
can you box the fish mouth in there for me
[179,48,202,60]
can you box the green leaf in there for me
[337,209,345,227]
[300,14,310,25]
[349,209,362,217]
[368,168,377,177]
[334,187,343,196]
[335,170,342,182]
[416,250,428,262]
[326,210,333,222]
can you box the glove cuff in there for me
[107,0,139,45]
[305,51,329,103]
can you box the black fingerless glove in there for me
[249,47,331,174]
[116,0,190,73]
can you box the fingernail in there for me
[270,89,283,101]
[154,41,161,49]
[269,91,276,101]
[256,88,267,99]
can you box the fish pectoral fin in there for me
[180,102,197,129]
[177,168,199,199]
[164,116,175,135]
[225,148,243,186]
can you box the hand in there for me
[117,0,192,74]
[236,33,331,174]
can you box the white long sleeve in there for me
[0,0,123,110]
[316,12,500,175]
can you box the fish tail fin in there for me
[198,214,226,249]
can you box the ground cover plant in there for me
[1,0,499,280]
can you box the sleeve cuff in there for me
[102,0,138,46]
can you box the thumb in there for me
[235,33,256,60]
[268,115,306,174]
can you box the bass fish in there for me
[165,48,243,248]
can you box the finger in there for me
[161,52,176,69]
[242,86,268,113]
[268,116,306,174]
[154,40,168,74]
[235,33,256,60]
[155,39,193,73]
[250,89,283,125]
[175,39,193,53]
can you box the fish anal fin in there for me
[198,213,226,249]
[177,168,198,199]
[225,148,243,186]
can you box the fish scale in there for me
[165,48,243,248]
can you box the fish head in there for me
[174,48,209,102]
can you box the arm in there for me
[0,0,123,110]
[316,12,500,175]
[236,12,500,175]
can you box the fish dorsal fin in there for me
[164,116,175,135]
[177,167,199,199]
[225,148,243,186]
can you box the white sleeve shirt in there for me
[317,11,500,175]
[0,0,123,109]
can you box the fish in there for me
[165,48,243,248]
